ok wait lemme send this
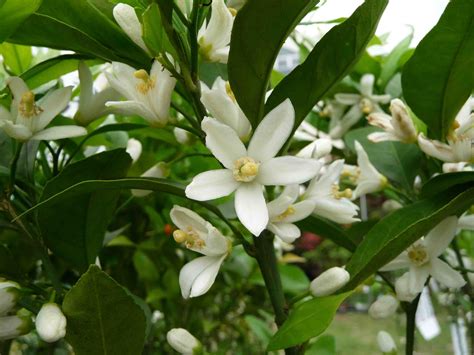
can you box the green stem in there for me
[9,141,23,190]
[405,294,421,355]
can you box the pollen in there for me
[360,98,374,115]
[276,205,296,221]
[233,157,259,182]
[225,82,236,102]
[407,244,429,266]
[19,91,43,118]
[331,184,352,199]
[134,69,155,94]
[173,228,206,249]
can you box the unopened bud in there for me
[35,303,67,343]
[0,315,32,340]
[0,281,20,316]
[166,328,201,354]
[309,267,350,297]
[368,295,399,319]
[377,330,397,354]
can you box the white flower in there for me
[442,162,472,173]
[113,3,150,54]
[0,281,19,316]
[394,273,419,302]
[352,141,387,199]
[309,266,350,297]
[0,315,32,340]
[198,0,234,63]
[74,62,119,126]
[295,118,345,150]
[368,295,399,319]
[166,328,201,354]
[35,303,67,343]
[327,100,359,140]
[266,185,316,243]
[132,162,170,197]
[381,216,465,298]
[185,100,320,235]
[200,77,251,141]
[0,77,87,141]
[377,331,397,353]
[170,206,231,298]
[304,160,360,224]
[105,60,177,127]
[382,199,403,213]
[418,114,474,163]
[367,99,417,143]
[174,126,192,144]
[296,138,332,160]
[125,138,142,164]
[458,213,474,231]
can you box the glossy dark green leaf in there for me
[305,335,336,355]
[378,31,412,89]
[267,292,351,351]
[21,54,102,89]
[0,0,41,43]
[228,0,319,126]
[342,184,474,290]
[265,0,388,129]
[142,3,173,56]
[63,265,146,355]
[0,43,32,74]
[402,0,474,139]
[8,0,150,68]
[345,127,422,191]
[420,171,474,198]
[37,150,132,270]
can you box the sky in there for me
[298,0,449,51]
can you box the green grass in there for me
[323,312,454,354]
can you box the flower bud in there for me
[309,267,350,297]
[377,330,397,354]
[35,303,67,343]
[113,3,150,54]
[394,273,419,302]
[166,328,201,354]
[0,281,20,316]
[126,138,142,164]
[174,127,193,145]
[0,315,33,340]
[368,295,399,319]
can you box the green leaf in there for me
[8,0,149,68]
[63,265,146,355]
[0,43,32,74]
[297,215,356,252]
[244,315,273,347]
[38,150,132,270]
[401,0,474,139]
[0,0,41,43]
[265,0,388,129]
[306,335,336,355]
[345,127,422,191]
[21,54,102,89]
[420,171,474,198]
[378,31,412,89]
[279,264,309,295]
[342,184,474,290]
[228,0,319,126]
[142,3,173,56]
[267,292,351,351]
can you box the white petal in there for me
[305,159,344,198]
[367,131,400,143]
[430,259,466,289]
[149,60,176,121]
[248,99,295,162]
[334,93,361,105]
[0,105,12,122]
[395,272,419,302]
[30,126,87,141]
[360,74,375,97]
[379,252,410,271]
[126,138,142,163]
[106,100,160,125]
[367,112,393,130]
[7,77,29,107]
[418,134,456,162]
[267,196,293,219]
[424,216,458,257]
[458,214,474,230]
[199,0,233,50]
[113,3,150,54]
[312,198,360,224]
[329,104,362,138]
[234,182,268,236]
[36,87,73,130]
[371,94,391,104]
[185,169,239,201]
[257,156,320,186]
[267,222,301,243]
[407,266,429,294]
[1,121,32,141]
[201,117,246,169]
[105,62,139,101]
[170,205,209,235]
[284,200,316,223]
[179,255,225,298]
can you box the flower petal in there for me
[248,99,295,162]
[430,258,466,289]
[418,134,455,162]
[113,3,150,53]
[334,93,360,105]
[367,131,399,143]
[257,156,320,186]
[234,182,268,236]
[360,74,375,97]
[379,252,411,271]
[267,222,301,243]
[179,255,225,298]
[170,205,210,237]
[305,159,344,198]
[312,198,360,224]
[36,87,73,130]
[407,266,429,294]
[30,126,87,141]
[267,195,293,219]
[199,0,233,50]
[284,200,316,223]
[1,120,32,141]
[7,77,29,107]
[424,216,458,257]
[201,117,247,169]
[150,60,176,121]
[105,100,159,124]
[185,169,239,201]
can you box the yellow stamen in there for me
[331,184,352,199]
[233,157,259,182]
[225,82,236,102]
[173,228,206,249]
[276,205,296,221]
[228,7,237,16]
[407,244,429,266]
[19,91,42,118]
[360,98,374,115]
[134,69,155,94]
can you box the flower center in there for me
[134,69,155,94]
[233,157,259,182]
[407,244,429,266]
[360,98,374,114]
[225,82,236,102]
[331,184,352,199]
[173,228,206,250]
[19,91,43,118]
[276,205,296,221]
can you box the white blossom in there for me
[170,206,231,298]
[185,99,320,236]
[368,295,399,319]
[0,77,86,141]
[0,315,32,340]
[105,60,176,127]
[295,119,344,150]
[35,303,67,343]
[266,185,316,243]
[377,330,397,354]
[113,3,150,54]
[381,216,465,300]
[166,328,201,354]
[0,281,19,316]
[309,267,350,297]
[367,99,417,143]
[125,138,142,164]
[352,141,387,199]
